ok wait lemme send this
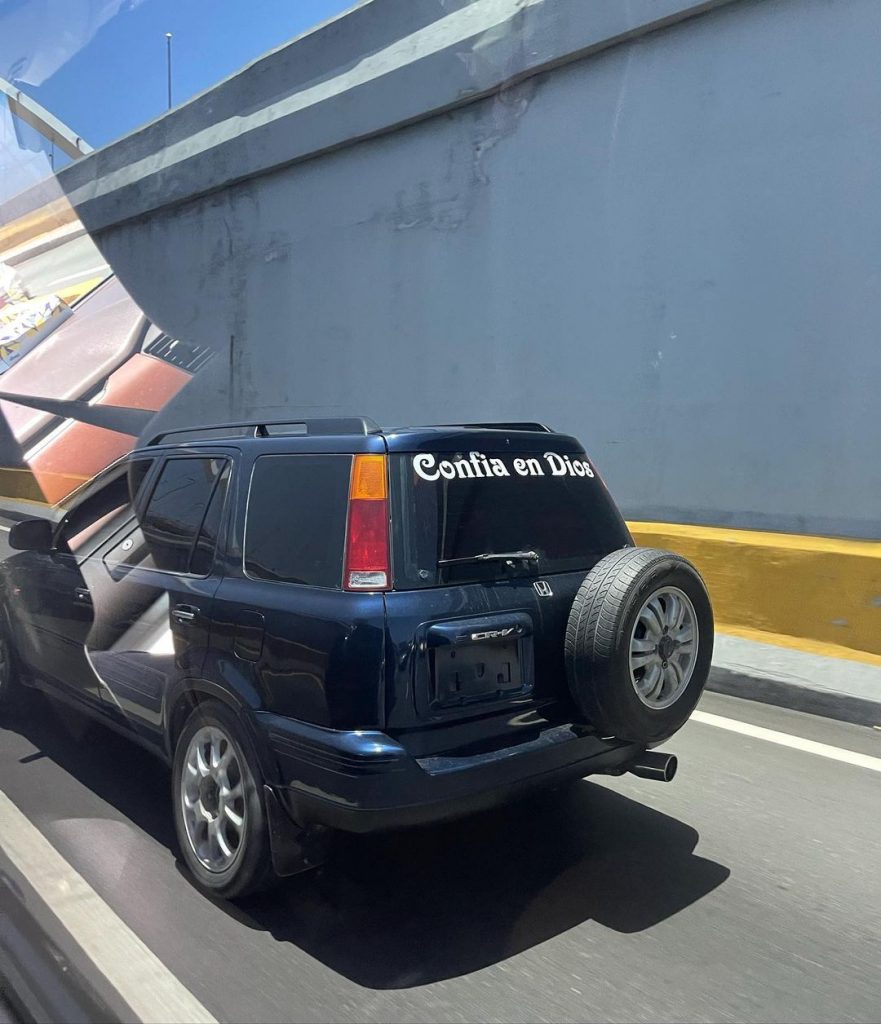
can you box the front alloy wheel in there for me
[0,625,21,709]
[0,636,10,696]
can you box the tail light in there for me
[344,453,390,590]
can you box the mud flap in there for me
[263,785,330,877]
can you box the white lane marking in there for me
[691,710,881,774]
[0,790,217,1024]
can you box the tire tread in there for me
[565,546,713,742]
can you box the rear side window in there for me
[141,457,227,573]
[244,454,351,587]
[127,458,156,507]
[390,450,631,588]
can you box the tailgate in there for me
[383,438,631,750]
[384,568,593,740]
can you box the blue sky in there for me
[4,0,353,149]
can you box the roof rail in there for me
[147,417,381,446]
[456,421,553,433]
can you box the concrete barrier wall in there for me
[52,0,881,649]
[630,522,881,662]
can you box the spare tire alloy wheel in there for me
[565,547,713,746]
[629,587,698,710]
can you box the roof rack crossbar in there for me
[148,417,381,446]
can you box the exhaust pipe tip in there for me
[628,751,677,783]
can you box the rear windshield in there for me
[390,451,631,588]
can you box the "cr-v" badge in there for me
[470,627,517,641]
[533,580,553,597]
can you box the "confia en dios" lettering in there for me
[412,452,595,481]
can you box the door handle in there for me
[172,604,200,624]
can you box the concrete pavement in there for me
[710,632,881,727]
[0,688,879,1023]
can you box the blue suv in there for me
[0,419,713,897]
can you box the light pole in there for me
[165,32,173,110]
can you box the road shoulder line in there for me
[691,710,881,773]
[0,789,217,1024]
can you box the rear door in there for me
[208,450,387,730]
[384,437,632,747]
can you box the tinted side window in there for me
[245,455,350,587]
[127,458,156,506]
[59,456,153,555]
[60,472,130,554]
[141,457,226,573]
[190,464,231,576]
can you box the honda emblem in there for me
[533,580,553,597]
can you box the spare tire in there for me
[565,547,713,745]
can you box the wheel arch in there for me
[164,677,281,786]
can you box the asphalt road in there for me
[12,233,108,296]
[0,689,879,1024]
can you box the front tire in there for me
[172,699,273,899]
[0,615,21,710]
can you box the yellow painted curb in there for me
[627,521,881,660]
[0,197,79,254]
[58,274,109,306]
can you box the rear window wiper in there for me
[437,550,539,567]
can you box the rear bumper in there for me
[255,711,641,833]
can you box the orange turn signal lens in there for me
[350,454,387,500]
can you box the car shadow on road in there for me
[237,780,730,989]
[5,691,177,849]
[7,695,729,990]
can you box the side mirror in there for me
[9,518,54,553]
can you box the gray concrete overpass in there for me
[55,0,881,545]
